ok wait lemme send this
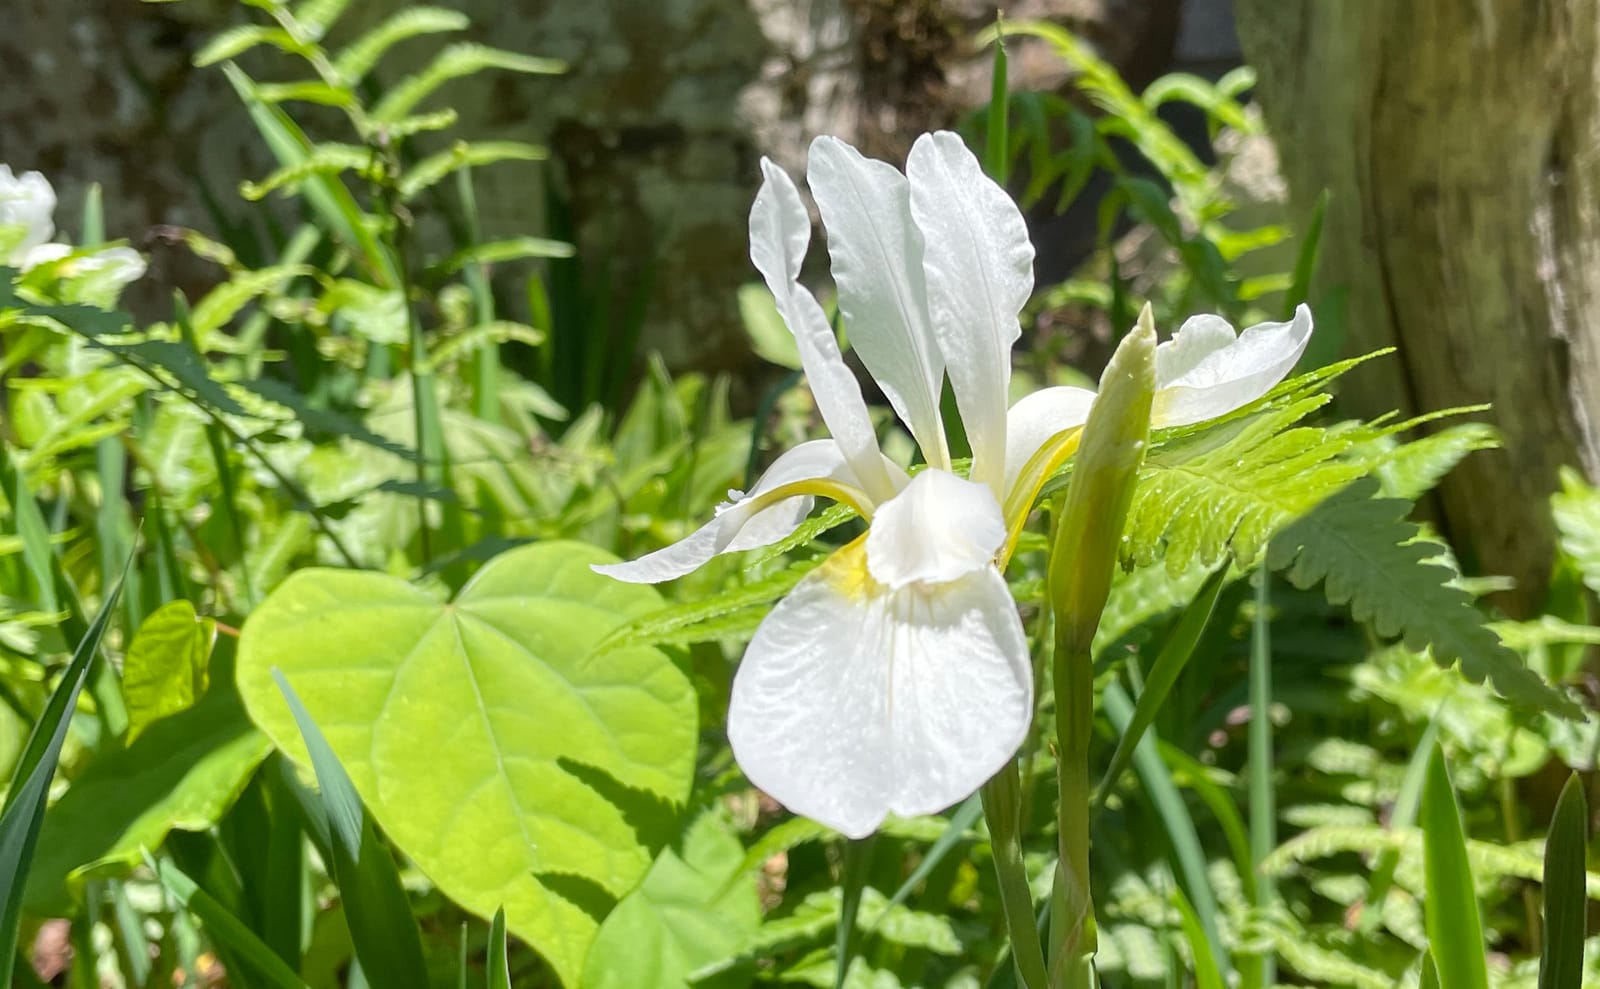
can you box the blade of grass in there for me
[271,670,430,989]
[95,437,143,634]
[1539,773,1588,989]
[150,854,312,989]
[1420,950,1441,989]
[1101,682,1230,975]
[487,907,510,989]
[1093,564,1228,812]
[874,794,983,918]
[1361,718,1439,933]
[1282,189,1327,321]
[1421,743,1489,989]
[173,292,256,607]
[81,183,104,246]
[1244,568,1275,989]
[1170,885,1224,989]
[833,835,875,989]
[222,63,396,285]
[0,548,128,987]
[456,166,500,423]
[986,23,1009,184]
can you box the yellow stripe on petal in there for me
[999,426,1083,567]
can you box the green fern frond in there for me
[239,144,377,201]
[744,502,858,569]
[1124,393,1372,575]
[397,141,548,199]
[333,7,471,84]
[193,25,305,67]
[432,237,575,277]
[379,108,459,139]
[594,558,823,654]
[189,264,313,335]
[1552,467,1600,594]
[373,44,565,124]
[1267,478,1578,716]
[291,0,355,36]
[1361,420,1498,501]
[1262,823,1600,897]
[253,80,354,108]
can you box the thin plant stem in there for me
[1050,626,1097,989]
[981,763,1049,989]
[1246,569,1277,987]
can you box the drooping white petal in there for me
[906,132,1035,497]
[1001,386,1097,496]
[728,547,1031,838]
[750,158,896,504]
[807,137,949,469]
[865,468,1005,589]
[1152,304,1314,428]
[593,439,906,584]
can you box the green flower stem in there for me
[1044,305,1156,987]
[981,762,1049,989]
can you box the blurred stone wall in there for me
[0,0,1232,383]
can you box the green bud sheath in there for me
[1045,303,1155,987]
[1048,303,1157,655]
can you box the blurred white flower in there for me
[594,132,1314,837]
[0,165,57,266]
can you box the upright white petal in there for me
[593,439,905,584]
[907,132,1034,497]
[728,545,1031,838]
[1002,386,1097,496]
[1153,305,1314,428]
[0,166,56,261]
[865,468,1004,588]
[750,159,896,504]
[808,137,949,469]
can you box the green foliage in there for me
[27,684,270,914]
[1542,774,1590,989]
[1270,478,1576,716]
[236,542,697,984]
[1420,746,1489,989]
[582,810,760,989]
[5,8,1595,989]
[122,600,215,742]
[273,672,431,989]
[0,558,125,988]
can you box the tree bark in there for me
[1235,0,1600,612]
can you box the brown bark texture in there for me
[1235,0,1600,612]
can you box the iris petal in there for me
[1152,304,1314,428]
[592,440,905,584]
[1001,385,1096,496]
[750,158,897,504]
[808,136,949,469]
[728,542,1032,838]
[906,132,1034,496]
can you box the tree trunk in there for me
[1235,0,1600,612]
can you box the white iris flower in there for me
[0,165,58,267]
[596,131,1313,838]
[0,164,147,298]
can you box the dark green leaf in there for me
[1420,744,1489,989]
[272,671,430,989]
[1540,773,1589,989]
[0,552,127,988]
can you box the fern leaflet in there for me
[1267,478,1578,717]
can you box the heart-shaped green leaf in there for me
[236,541,696,985]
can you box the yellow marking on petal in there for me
[737,477,877,521]
[818,535,879,602]
[999,426,1084,567]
